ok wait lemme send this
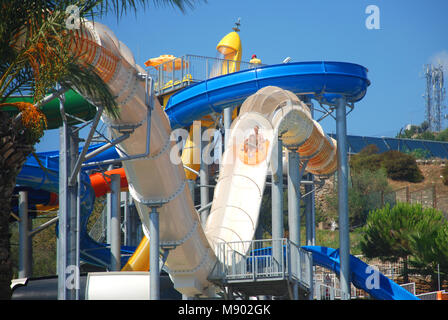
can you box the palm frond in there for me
[59,62,119,119]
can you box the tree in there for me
[0,0,199,300]
[326,167,392,228]
[435,128,448,142]
[408,211,448,291]
[360,202,448,285]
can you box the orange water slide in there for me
[89,168,150,271]
[89,168,128,197]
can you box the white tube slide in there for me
[204,87,336,256]
[58,22,337,297]
[66,21,216,296]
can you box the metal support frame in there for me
[81,75,155,168]
[200,127,210,227]
[287,150,300,300]
[271,138,284,266]
[223,105,234,147]
[335,96,350,300]
[44,73,155,300]
[68,106,104,186]
[109,174,121,271]
[148,205,162,300]
[57,89,80,300]
[305,173,316,246]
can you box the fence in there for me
[146,54,264,96]
[384,184,448,219]
[313,264,416,299]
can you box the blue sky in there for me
[36,0,448,151]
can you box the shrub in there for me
[350,144,382,173]
[381,150,424,182]
[351,146,424,183]
[326,167,392,228]
[442,166,448,186]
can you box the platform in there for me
[208,239,314,299]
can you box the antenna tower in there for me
[423,64,446,132]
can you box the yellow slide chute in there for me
[121,236,150,271]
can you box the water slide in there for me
[302,246,420,300]
[4,90,97,129]
[15,142,137,268]
[14,20,372,297]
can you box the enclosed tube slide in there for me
[60,21,217,296]
[205,86,337,253]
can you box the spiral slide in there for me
[14,20,375,298]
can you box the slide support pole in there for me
[336,96,350,300]
[224,105,234,147]
[271,139,284,268]
[200,127,210,227]
[110,174,121,271]
[149,206,160,300]
[287,150,301,300]
[58,89,80,300]
[305,173,316,246]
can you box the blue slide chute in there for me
[302,246,419,300]
[165,61,370,129]
[16,145,133,268]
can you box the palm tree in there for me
[0,0,200,299]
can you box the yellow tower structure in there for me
[216,20,242,75]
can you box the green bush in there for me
[350,144,382,173]
[381,150,424,182]
[351,145,424,183]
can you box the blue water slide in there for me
[16,146,133,268]
[165,61,370,129]
[11,187,56,215]
[32,142,120,170]
[302,246,419,300]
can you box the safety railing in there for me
[209,238,313,289]
[314,282,346,300]
[146,54,265,96]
